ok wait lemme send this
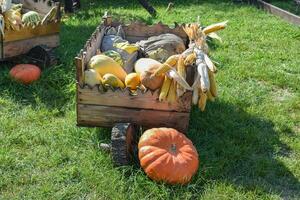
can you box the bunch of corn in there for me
[153,54,193,103]
[153,19,227,111]
[183,20,227,111]
[191,48,218,111]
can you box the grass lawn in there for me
[0,0,300,199]
[269,0,300,16]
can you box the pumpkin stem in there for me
[170,144,177,153]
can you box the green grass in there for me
[269,0,300,16]
[0,0,300,199]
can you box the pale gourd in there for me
[84,69,102,87]
[134,58,164,91]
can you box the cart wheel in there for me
[111,123,140,166]
[26,45,58,69]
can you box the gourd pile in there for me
[0,0,58,35]
[84,20,228,112]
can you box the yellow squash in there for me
[159,75,172,102]
[102,73,125,88]
[89,55,127,82]
[125,73,141,90]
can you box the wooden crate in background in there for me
[0,0,61,60]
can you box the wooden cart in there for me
[0,0,61,66]
[75,16,194,166]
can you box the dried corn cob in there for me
[192,73,200,105]
[197,63,210,93]
[176,56,186,97]
[152,63,172,77]
[198,89,207,111]
[167,80,177,104]
[165,55,179,67]
[207,90,215,102]
[208,69,217,97]
[204,54,217,73]
[166,69,192,91]
[203,21,228,35]
[184,52,196,66]
[192,87,199,105]
[159,75,172,102]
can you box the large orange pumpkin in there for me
[10,64,41,85]
[138,128,199,185]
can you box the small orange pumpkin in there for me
[10,64,41,85]
[138,128,199,185]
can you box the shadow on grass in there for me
[0,22,97,113]
[94,99,299,199]
[187,100,300,199]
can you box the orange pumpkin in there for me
[138,128,199,185]
[10,64,41,85]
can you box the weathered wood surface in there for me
[4,22,60,42]
[75,57,84,85]
[82,26,106,66]
[77,104,190,133]
[257,0,300,26]
[75,25,105,83]
[3,34,59,58]
[78,86,192,112]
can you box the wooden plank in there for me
[77,104,190,133]
[3,34,59,59]
[78,86,192,112]
[83,26,106,67]
[4,22,60,42]
[0,33,3,60]
[75,57,84,85]
[257,0,300,26]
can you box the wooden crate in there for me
[75,16,193,133]
[0,0,61,60]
